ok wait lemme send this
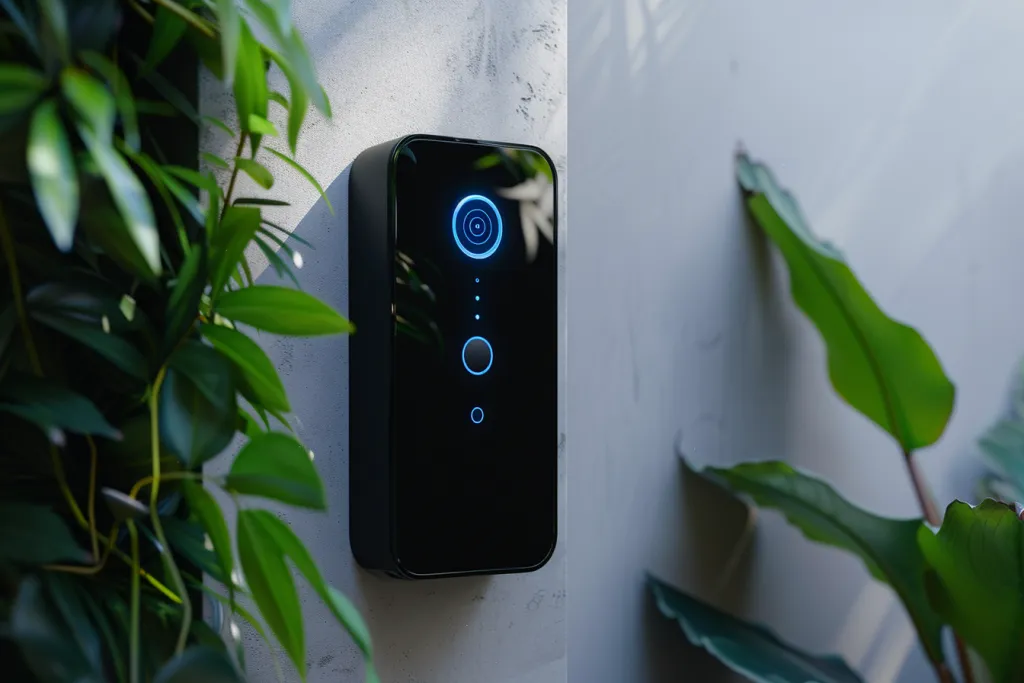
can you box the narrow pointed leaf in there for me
[203,115,234,136]
[233,22,268,135]
[153,646,242,683]
[685,457,945,666]
[210,206,261,295]
[918,500,1024,683]
[166,243,207,349]
[234,157,273,189]
[0,375,120,439]
[79,51,140,151]
[648,574,864,683]
[215,286,352,335]
[202,323,290,412]
[736,153,955,450]
[201,152,229,169]
[215,0,240,85]
[31,310,147,378]
[237,510,305,679]
[226,432,324,509]
[254,235,301,288]
[265,147,332,214]
[78,125,160,275]
[27,100,78,251]
[234,197,289,207]
[61,68,115,142]
[144,6,187,72]
[247,114,278,137]
[0,64,47,114]
[182,480,234,590]
[0,503,89,564]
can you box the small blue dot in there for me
[475,314,480,320]
[475,295,480,301]
[475,278,479,283]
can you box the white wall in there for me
[201,1,566,682]
[568,1,1024,682]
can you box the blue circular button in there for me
[452,195,502,260]
[462,336,493,375]
[470,406,484,424]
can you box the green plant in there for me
[651,152,1024,683]
[0,1,373,682]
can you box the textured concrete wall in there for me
[201,1,566,682]
[568,1,1024,682]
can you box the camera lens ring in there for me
[452,195,502,259]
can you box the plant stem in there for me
[129,470,210,500]
[903,450,973,683]
[0,201,42,375]
[127,520,141,683]
[150,0,215,38]
[221,134,248,220]
[148,367,192,654]
[87,436,99,560]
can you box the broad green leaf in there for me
[25,280,140,334]
[0,64,47,114]
[243,510,373,659]
[0,374,120,440]
[0,503,89,564]
[978,417,1024,504]
[216,286,352,336]
[237,509,305,679]
[27,100,78,251]
[11,577,97,683]
[61,68,114,142]
[160,342,237,467]
[919,500,1024,683]
[215,0,241,85]
[202,323,290,412]
[686,458,944,666]
[235,157,273,189]
[202,152,229,169]
[80,203,156,281]
[648,574,864,683]
[166,243,207,349]
[736,153,955,451]
[234,22,268,137]
[182,481,234,589]
[226,431,325,509]
[31,310,147,379]
[144,6,187,72]
[234,197,289,207]
[119,145,191,251]
[265,147,332,214]
[78,51,140,151]
[78,125,160,275]
[154,646,242,683]
[247,114,278,137]
[210,206,261,295]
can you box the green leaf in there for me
[135,55,199,122]
[203,115,235,137]
[242,510,373,659]
[234,197,289,207]
[685,458,945,666]
[648,574,864,683]
[234,157,274,189]
[61,68,115,142]
[226,431,325,509]
[202,323,290,412]
[119,145,193,250]
[254,234,300,288]
[31,310,148,379]
[11,577,97,683]
[154,646,243,683]
[268,54,306,154]
[182,481,234,589]
[0,64,47,114]
[269,91,288,108]
[215,0,241,85]
[247,114,278,137]
[918,500,1024,683]
[261,220,313,249]
[237,509,305,679]
[27,99,78,252]
[0,503,89,564]
[265,147,332,214]
[160,516,226,583]
[234,21,268,137]
[160,342,237,467]
[216,286,352,336]
[38,0,69,65]
[166,243,207,349]
[43,574,103,675]
[1,0,39,55]
[978,418,1024,504]
[202,152,229,169]
[736,153,955,451]
[210,206,261,295]
[77,125,160,275]
[80,203,157,282]
[144,6,187,72]
[78,51,140,151]
[164,164,221,199]
[0,374,120,440]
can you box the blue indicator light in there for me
[452,194,503,260]
[475,295,480,301]
[461,336,493,376]
[475,314,480,320]
[470,406,484,424]
[475,278,480,283]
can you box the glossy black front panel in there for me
[392,137,557,576]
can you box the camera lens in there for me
[452,195,502,259]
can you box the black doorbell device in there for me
[348,134,557,579]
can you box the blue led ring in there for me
[452,194,502,259]
[461,335,493,376]
[470,406,484,424]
